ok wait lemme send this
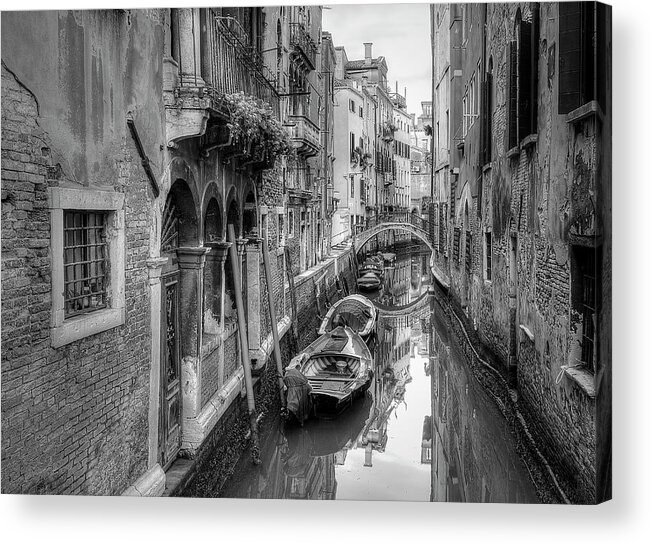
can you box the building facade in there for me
[429,2,611,503]
[1,6,342,496]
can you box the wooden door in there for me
[160,272,182,469]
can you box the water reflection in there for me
[215,244,538,502]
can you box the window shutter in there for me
[531,4,540,133]
[558,2,583,114]
[508,40,518,150]
[519,20,532,139]
[486,72,493,162]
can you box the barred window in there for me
[63,211,108,317]
[485,232,492,281]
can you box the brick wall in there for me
[1,63,154,495]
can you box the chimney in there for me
[363,42,373,66]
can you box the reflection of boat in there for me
[283,392,373,467]
[357,272,381,291]
[318,294,377,340]
[286,326,374,417]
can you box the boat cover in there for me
[284,368,312,424]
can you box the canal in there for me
[189,241,539,502]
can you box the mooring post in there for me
[261,234,287,413]
[228,224,260,464]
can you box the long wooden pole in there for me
[261,235,287,413]
[228,224,260,464]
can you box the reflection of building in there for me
[421,416,433,464]
[429,308,537,503]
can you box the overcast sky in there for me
[322,2,432,116]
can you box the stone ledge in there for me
[563,365,596,399]
[506,145,520,159]
[567,100,604,125]
[122,463,166,497]
[521,133,538,150]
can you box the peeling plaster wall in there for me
[434,3,610,503]
[1,9,166,494]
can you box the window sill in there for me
[567,100,604,125]
[506,146,520,159]
[562,365,596,399]
[519,324,534,342]
[520,133,538,150]
[51,307,125,348]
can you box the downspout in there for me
[227,223,261,464]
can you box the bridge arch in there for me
[354,222,435,264]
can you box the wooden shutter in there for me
[531,4,540,133]
[558,2,583,114]
[481,73,493,165]
[508,40,518,149]
[519,20,532,139]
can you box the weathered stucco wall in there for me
[1,9,166,494]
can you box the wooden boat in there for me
[286,326,374,416]
[359,255,384,278]
[357,272,381,291]
[318,294,377,340]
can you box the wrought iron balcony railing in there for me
[209,15,280,118]
[289,23,317,70]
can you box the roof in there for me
[346,56,387,71]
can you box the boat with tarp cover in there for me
[285,326,374,418]
[317,294,377,340]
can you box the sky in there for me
[322,2,432,117]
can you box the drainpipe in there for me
[228,223,261,464]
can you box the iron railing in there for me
[289,23,317,70]
[206,14,280,118]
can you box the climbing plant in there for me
[223,92,296,167]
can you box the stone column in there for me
[145,256,168,469]
[176,246,210,449]
[204,241,230,389]
[177,8,204,86]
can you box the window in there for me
[350,132,355,161]
[63,211,108,317]
[349,98,356,113]
[509,7,539,149]
[453,227,461,264]
[48,187,125,348]
[278,211,285,246]
[558,2,608,114]
[571,245,602,374]
[484,232,492,281]
[359,106,363,118]
[288,209,295,238]
[481,58,494,165]
[350,175,355,198]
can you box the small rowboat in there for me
[285,326,374,417]
[357,272,381,291]
[318,294,377,340]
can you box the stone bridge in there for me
[354,212,433,253]
[354,212,434,268]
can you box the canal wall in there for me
[170,245,357,496]
[430,283,572,504]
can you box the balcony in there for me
[165,11,280,146]
[290,23,317,71]
[287,115,320,157]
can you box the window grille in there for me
[63,211,108,317]
[453,227,461,263]
[581,272,596,372]
[485,232,492,280]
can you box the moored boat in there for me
[357,272,381,291]
[285,326,374,417]
[318,294,377,340]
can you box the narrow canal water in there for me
[202,242,539,502]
